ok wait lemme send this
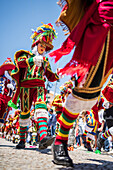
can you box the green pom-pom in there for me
[8,100,18,109]
[95,150,101,154]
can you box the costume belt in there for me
[11,79,45,107]
[20,79,45,88]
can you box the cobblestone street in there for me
[0,138,113,170]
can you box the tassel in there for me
[49,37,75,63]
[59,63,90,83]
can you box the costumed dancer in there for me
[3,121,9,139]
[1,121,7,138]
[52,80,73,135]
[49,0,113,167]
[78,96,104,152]
[95,75,113,153]
[81,73,113,152]
[26,104,35,145]
[8,23,59,149]
[12,109,20,143]
[80,109,99,152]
[29,105,38,146]
[6,115,14,141]
[0,58,16,123]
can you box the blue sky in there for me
[0,0,72,94]
[0,0,73,115]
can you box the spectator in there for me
[48,109,57,136]
[96,109,110,152]
[78,115,86,148]
[68,122,76,151]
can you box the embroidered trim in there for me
[74,30,110,94]
[72,92,98,101]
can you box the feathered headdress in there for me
[31,23,57,51]
[60,80,73,94]
[0,58,15,76]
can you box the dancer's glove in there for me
[33,55,43,67]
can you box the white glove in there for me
[56,68,64,79]
[98,127,103,132]
[33,55,43,67]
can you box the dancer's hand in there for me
[33,56,43,67]
[56,68,64,79]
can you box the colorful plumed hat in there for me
[60,80,73,94]
[102,76,113,104]
[0,58,15,76]
[31,23,57,51]
[63,80,73,88]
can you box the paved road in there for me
[0,138,113,170]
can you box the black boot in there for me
[12,139,15,143]
[52,143,73,167]
[82,135,87,148]
[97,132,105,151]
[86,142,93,152]
[33,142,37,146]
[16,140,25,149]
[39,136,55,150]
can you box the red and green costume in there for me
[50,0,113,166]
[10,50,59,142]
[0,58,16,123]
[50,0,113,144]
[12,110,20,142]
[52,94,64,121]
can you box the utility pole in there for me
[53,61,59,99]
[46,80,50,104]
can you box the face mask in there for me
[32,45,45,56]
